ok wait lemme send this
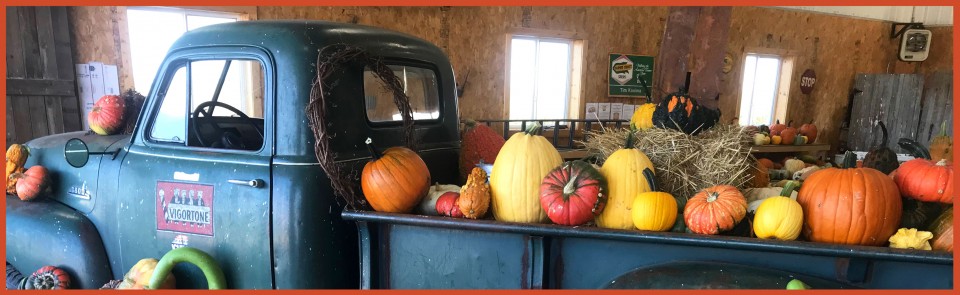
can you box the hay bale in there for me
[579,124,755,207]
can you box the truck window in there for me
[364,65,440,122]
[149,58,266,151]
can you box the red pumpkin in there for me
[797,152,902,246]
[780,127,798,145]
[769,120,786,136]
[539,160,607,226]
[436,192,464,218]
[460,120,505,183]
[928,206,953,252]
[30,265,70,289]
[799,121,818,143]
[684,185,748,235]
[894,159,954,204]
[361,138,431,213]
[88,95,127,135]
[756,158,775,170]
[15,165,49,201]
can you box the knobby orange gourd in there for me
[684,185,748,235]
[894,158,954,204]
[490,122,562,223]
[360,138,431,213]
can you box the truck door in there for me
[116,49,274,289]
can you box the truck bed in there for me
[343,210,952,289]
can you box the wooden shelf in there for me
[749,144,831,153]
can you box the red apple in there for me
[89,95,126,135]
[435,192,464,218]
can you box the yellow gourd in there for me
[753,182,803,240]
[888,228,934,250]
[598,132,655,230]
[771,135,782,145]
[630,103,657,130]
[6,144,29,168]
[631,168,676,231]
[490,122,562,223]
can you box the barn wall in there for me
[67,6,953,151]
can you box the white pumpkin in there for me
[745,186,799,213]
[419,184,461,215]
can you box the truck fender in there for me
[6,195,113,289]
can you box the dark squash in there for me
[651,92,721,135]
[862,121,899,174]
[30,266,70,290]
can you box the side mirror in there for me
[64,138,91,168]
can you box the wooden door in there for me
[6,7,82,147]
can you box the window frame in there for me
[140,47,273,156]
[503,28,586,125]
[361,59,446,128]
[736,48,797,126]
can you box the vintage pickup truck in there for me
[6,20,954,290]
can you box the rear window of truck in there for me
[363,65,440,122]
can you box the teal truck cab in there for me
[6,20,953,290]
[7,20,459,289]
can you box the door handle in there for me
[228,179,265,188]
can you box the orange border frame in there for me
[1,2,957,294]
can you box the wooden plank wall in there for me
[6,7,82,147]
[847,74,924,153]
[916,72,954,144]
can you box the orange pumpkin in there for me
[360,138,431,213]
[799,121,818,143]
[780,127,798,145]
[15,166,49,201]
[748,162,770,188]
[893,159,954,204]
[769,120,786,136]
[684,185,748,235]
[756,158,775,170]
[797,152,902,246]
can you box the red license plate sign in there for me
[156,181,214,236]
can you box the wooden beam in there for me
[687,6,732,110]
[7,78,77,96]
[655,6,700,99]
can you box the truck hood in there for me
[21,131,131,213]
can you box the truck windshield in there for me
[149,58,266,151]
[363,65,440,123]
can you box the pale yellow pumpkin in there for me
[630,103,657,130]
[597,132,655,230]
[631,168,676,231]
[490,123,563,223]
[753,182,803,240]
[784,159,806,175]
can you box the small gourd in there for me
[753,182,803,241]
[631,168,677,231]
[862,121,899,175]
[770,135,782,145]
[630,103,657,130]
[888,228,934,250]
[783,158,806,175]
[929,121,953,162]
[458,167,491,219]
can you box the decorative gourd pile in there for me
[746,120,815,146]
[6,144,50,201]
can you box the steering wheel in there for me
[191,101,264,148]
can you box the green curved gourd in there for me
[149,247,226,290]
[898,138,932,160]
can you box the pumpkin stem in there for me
[365,137,382,160]
[463,119,477,129]
[706,192,719,203]
[940,120,948,137]
[787,120,794,128]
[562,173,578,196]
[623,131,637,149]
[842,151,857,169]
[780,181,799,197]
[877,121,889,147]
[642,168,657,192]
[524,122,543,136]
[936,159,948,166]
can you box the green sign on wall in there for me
[608,53,655,98]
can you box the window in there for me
[127,7,239,94]
[506,34,584,127]
[363,65,440,122]
[738,53,793,126]
[150,58,265,151]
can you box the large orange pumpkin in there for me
[893,159,954,204]
[799,121,818,143]
[797,152,902,246]
[360,138,431,213]
[684,185,748,235]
